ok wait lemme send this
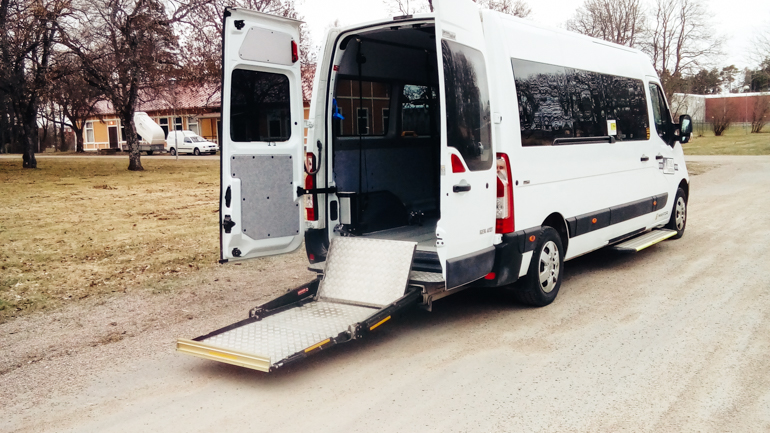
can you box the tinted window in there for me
[442,40,492,171]
[335,79,390,136]
[512,59,649,146]
[230,69,291,142]
[649,83,672,140]
[402,84,436,137]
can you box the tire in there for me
[510,227,564,307]
[193,148,200,156]
[170,148,176,156]
[146,151,153,156]
[665,187,687,239]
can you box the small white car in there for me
[166,130,219,155]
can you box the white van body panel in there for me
[224,0,689,289]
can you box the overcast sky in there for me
[295,0,770,71]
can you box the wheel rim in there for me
[538,240,560,293]
[675,197,686,230]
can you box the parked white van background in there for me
[166,130,220,156]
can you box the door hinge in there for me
[297,186,337,196]
[222,215,236,233]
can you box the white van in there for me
[176,0,692,372]
[166,130,219,155]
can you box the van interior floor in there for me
[359,218,438,251]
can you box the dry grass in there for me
[684,126,770,155]
[0,158,220,321]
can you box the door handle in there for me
[640,155,649,162]
[453,184,471,193]
[655,154,664,160]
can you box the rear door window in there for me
[442,40,492,171]
[230,69,291,142]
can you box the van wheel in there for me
[170,148,176,156]
[665,187,687,239]
[193,148,200,156]
[146,151,153,156]
[511,227,564,307]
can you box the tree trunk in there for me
[74,124,84,153]
[120,111,143,171]
[21,107,37,168]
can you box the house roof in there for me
[94,82,221,115]
[94,69,316,116]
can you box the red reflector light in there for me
[308,254,315,261]
[451,154,465,173]
[495,153,514,234]
[484,272,496,280]
[291,40,299,63]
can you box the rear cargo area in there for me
[329,23,441,252]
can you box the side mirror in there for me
[679,114,692,144]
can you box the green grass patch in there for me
[0,157,220,321]
[684,125,770,155]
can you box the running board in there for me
[177,237,418,372]
[612,229,677,252]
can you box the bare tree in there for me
[384,0,531,17]
[643,0,722,97]
[711,98,733,136]
[0,0,69,168]
[566,0,645,47]
[48,52,103,153]
[175,0,314,101]
[475,0,530,17]
[750,94,770,133]
[62,0,190,171]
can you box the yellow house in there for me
[84,76,313,151]
[83,84,222,151]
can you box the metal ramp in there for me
[612,229,677,252]
[177,237,418,372]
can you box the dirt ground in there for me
[2,155,769,432]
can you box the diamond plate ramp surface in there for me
[318,237,417,308]
[203,301,377,365]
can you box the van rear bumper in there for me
[475,228,541,288]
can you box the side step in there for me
[612,229,677,252]
[177,237,418,372]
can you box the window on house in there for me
[85,122,94,143]
[357,108,369,135]
[382,108,390,134]
[335,79,390,136]
[159,118,169,136]
[174,117,183,131]
[187,117,199,135]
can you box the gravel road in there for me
[2,155,769,432]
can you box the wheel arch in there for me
[542,212,569,254]
[678,179,689,201]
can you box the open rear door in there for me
[433,0,497,288]
[220,8,306,261]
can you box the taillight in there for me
[291,40,299,63]
[304,152,317,221]
[451,154,465,173]
[495,153,514,233]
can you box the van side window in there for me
[401,84,436,137]
[649,83,672,141]
[512,59,649,146]
[442,40,492,171]
[230,69,291,142]
[335,79,390,136]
